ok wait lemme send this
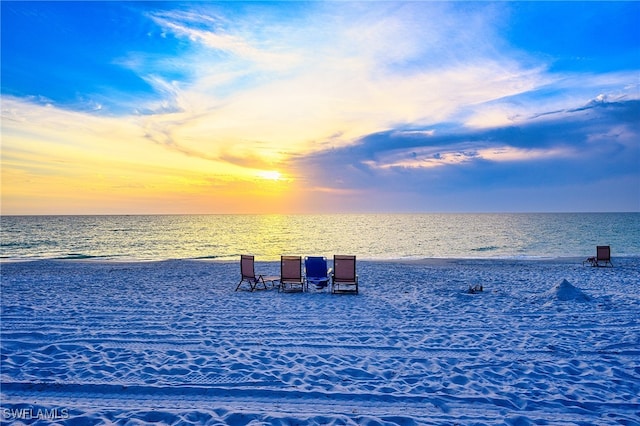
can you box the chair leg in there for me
[236,278,250,291]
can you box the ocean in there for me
[1,213,639,261]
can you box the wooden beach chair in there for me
[280,256,304,293]
[304,256,331,291]
[235,255,279,291]
[331,255,358,294]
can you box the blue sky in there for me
[1,1,639,214]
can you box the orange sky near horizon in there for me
[0,98,338,215]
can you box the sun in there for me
[257,170,282,181]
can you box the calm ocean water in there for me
[1,213,639,261]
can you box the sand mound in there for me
[548,279,591,302]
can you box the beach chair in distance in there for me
[235,255,279,291]
[304,256,331,291]
[583,245,613,267]
[331,255,358,294]
[280,256,305,293]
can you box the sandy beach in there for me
[1,257,639,425]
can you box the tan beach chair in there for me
[583,245,613,267]
[235,255,279,291]
[595,245,613,267]
[331,255,358,294]
[280,255,305,292]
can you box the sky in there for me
[1,1,639,214]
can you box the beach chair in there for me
[280,256,304,293]
[304,256,331,291]
[583,245,613,267]
[331,255,358,294]
[235,255,279,291]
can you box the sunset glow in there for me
[257,171,283,182]
[1,2,638,214]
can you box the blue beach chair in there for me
[304,256,331,291]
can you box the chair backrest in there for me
[240,255,255,279]
[597,246,611,261]
[281,256,302,281]
[334,255,356,281]
[305,256,328,278]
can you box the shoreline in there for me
[2,254,637,265]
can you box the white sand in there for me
[1,258,639,425]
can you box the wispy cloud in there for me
[113,2,557,169]
[364,145,574,170]
[2,1,638,213]
[147,9,299,69]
